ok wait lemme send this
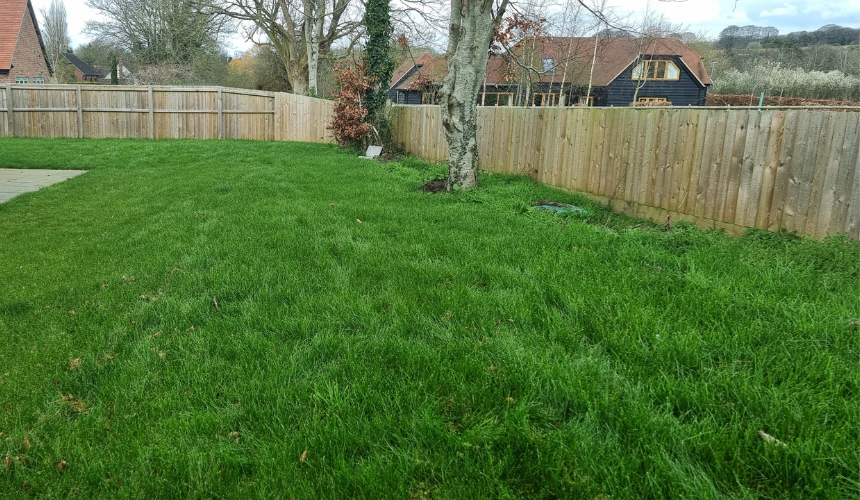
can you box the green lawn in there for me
[0,138,857,499]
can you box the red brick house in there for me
[0,0,52,84]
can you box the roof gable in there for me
[0,0,29,71]
[0,0,50,73]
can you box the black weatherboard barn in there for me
[389,37,712,107]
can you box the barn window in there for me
[33,77,45,84]
[637,97,668,103]
[478,92,514,106]
[632,60,680,80]
[15,77,29,84]
[532,93,556,107]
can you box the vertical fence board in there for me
[802,112,837,236]
[832,115,860,235]
[813,113,849,238]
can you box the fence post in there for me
[217,88,223,140]
[76,85,83,138]
[148,86,154,139]
[5,83,13,137]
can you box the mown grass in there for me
[0,138,857,499]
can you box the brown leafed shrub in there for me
[329,60,376,146]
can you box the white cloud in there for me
[760,4,799,17]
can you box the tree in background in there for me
[225,45,292,92]
[110,53,118,84]
[209,0,361,95]
[39,0,70,81]
[364,0,395,142]
[85,0,232,84]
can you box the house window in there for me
[542,57,555,75]
[478,92,513,106]
[396,91,406,104]
[15,77,29,84]
[638,97,668,103]
[632,60,680,80]
[577,95,594,106]
[33,77,45,84]
[532,93,556,107]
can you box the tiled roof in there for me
[63,53,101,76]
[389,37,711,90]
[0,0,29,71]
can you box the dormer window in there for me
[632,59,680,80]
[542,57,555,75]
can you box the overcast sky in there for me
[29,0,860,54]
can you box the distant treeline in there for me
[717,24,859,49]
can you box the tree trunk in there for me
[439,0,507,191]
[304,0,325,95]
[289,63,310,95]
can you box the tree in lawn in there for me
[364,0,395,142]
[439,0,510,191]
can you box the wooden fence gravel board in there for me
[391,105,859,238]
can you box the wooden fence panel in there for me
[391,105,858,239]
[274,93,334,144]
[224,91,275,141]
[80,87,149,139]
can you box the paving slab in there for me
[0,169,86,203]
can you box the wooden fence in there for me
[392,105,859,239]
[0,84,335,143]
[1,84,857,239]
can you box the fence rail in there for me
[0,84,334,143]
[392,105,859,240]
[1,84,856,239]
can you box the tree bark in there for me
[439,0,508,191]
[304,0,325,95]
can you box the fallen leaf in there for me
[356,219,362,223]
[158,351,165,359]
[69,358,82,370]
[329,203,334,206]
[54,460,67,470]
[758,430,787,447]
[300,449,307,464]
[68,310,75,315]
[212,297,220,310]
[506,397,515,403]
[21,438,30,450]
[3,455,9,468]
